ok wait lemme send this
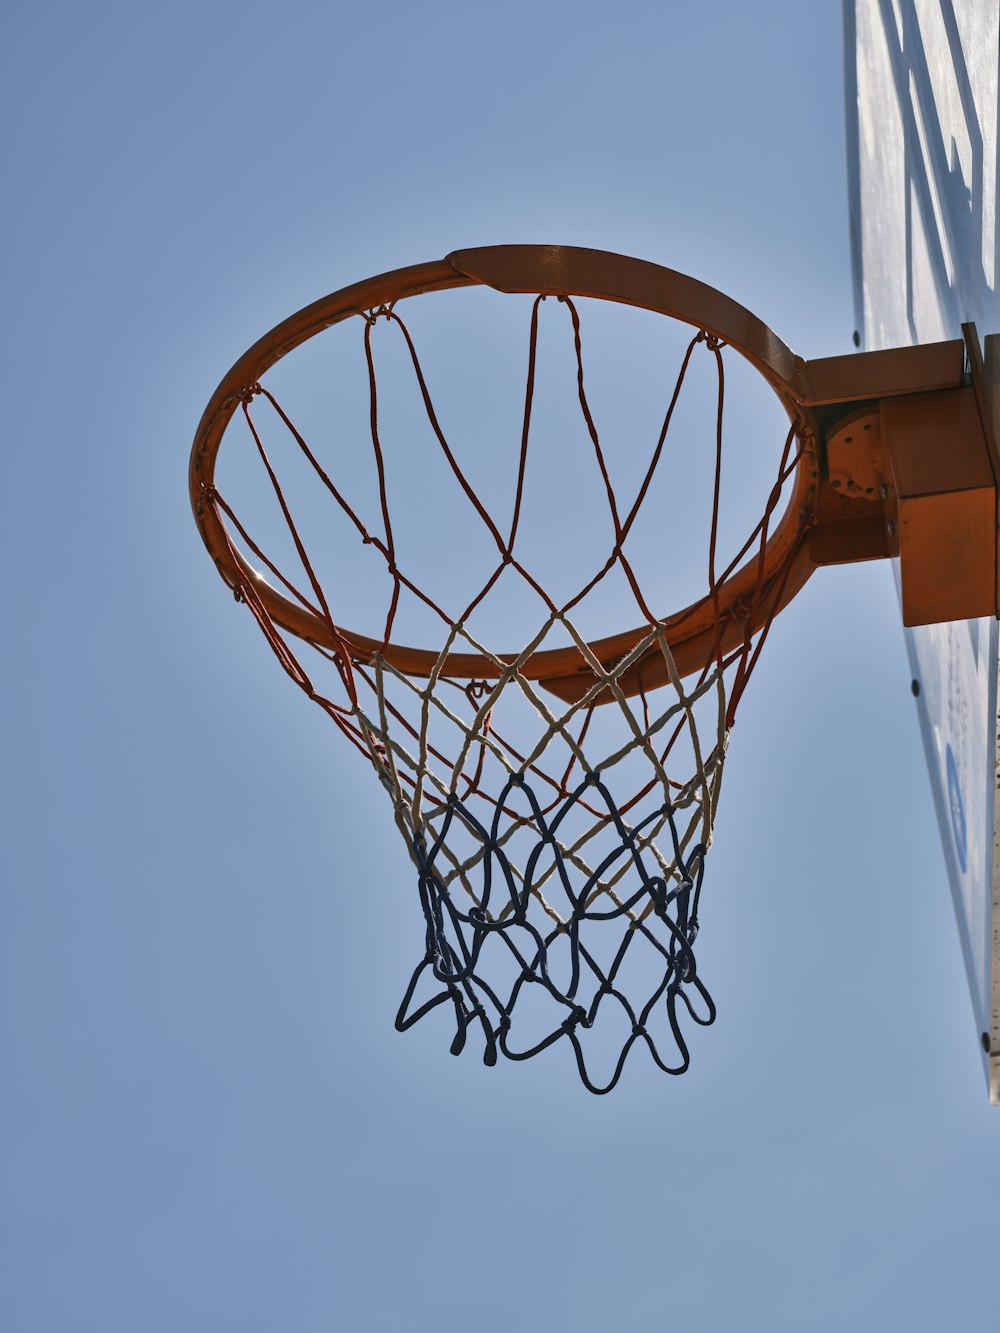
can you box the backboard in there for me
[845,0,1000,1101]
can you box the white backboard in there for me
[845,0,1000,1101]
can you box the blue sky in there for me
[3,2,998,1330]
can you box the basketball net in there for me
[204,292,804,1092]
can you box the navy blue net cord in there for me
[394,772,714,1095]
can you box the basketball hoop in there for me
[191,246,995,1091]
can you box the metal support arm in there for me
[805,326,1000,627]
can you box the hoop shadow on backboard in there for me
[845,0,1000,1101]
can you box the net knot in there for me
[649,878,670,917]
[673,954,694,984]
[562,1006,588,1033]
[696,331,728,352]
[363,302,396,326]
[366,728,389,760]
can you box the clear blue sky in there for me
[3,2,997,1330]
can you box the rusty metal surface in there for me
[824,406,883,498]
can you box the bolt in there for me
[887,519,896,536]
[983,1032,992,1054]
